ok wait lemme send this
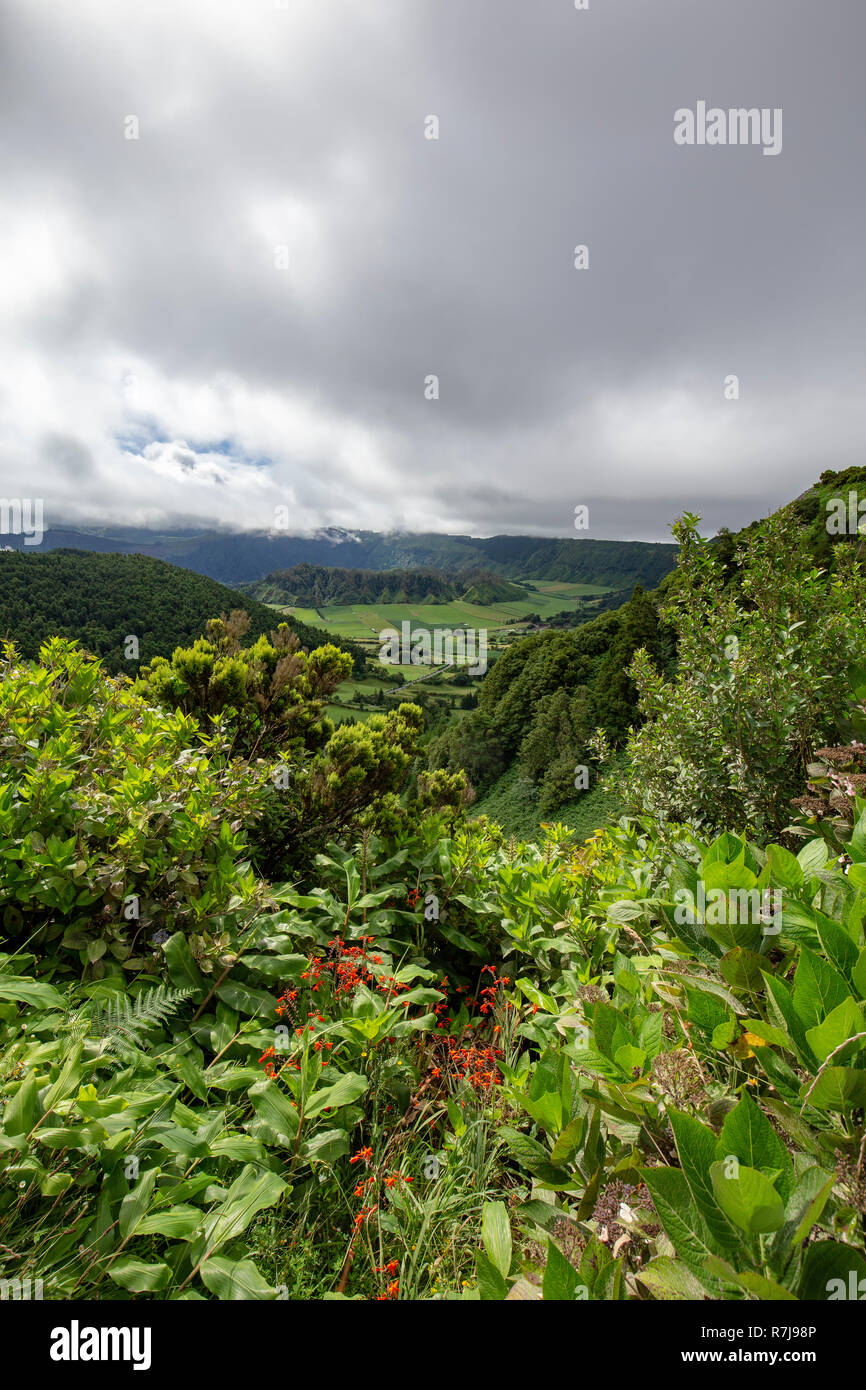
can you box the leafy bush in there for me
[0,637,266,976]
[622,509,866,837]
[4,553,866,1302]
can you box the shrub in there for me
[0,637,266,976]
[621,509,866,837]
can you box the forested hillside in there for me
[244,562,524,608]
[0,549,367,674]
[430,584,675,815]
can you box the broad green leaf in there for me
[720,948,765,993]
[41,1040,83,1116]
[482,1201,512,1280]
[718,1092,793,1198]
[636,1256,707,1300]
[304,1071,368,1118]
[850,806,866,863]
[792,948,849,1030]
[3,1071,42,1136]
[136,1204,204,1239]
[805,997,865,1064]
[208,1135,269,1165]
[214,980,276,1021]
[668,1109,739,1251]
[766,844,804,890]
[38,1123,108,1148]
[192,1166,288,1263]
[549,1115,586,1167]
[164,933,206,993]
[249,1081,299,1140]
[852,947,866,1000]
[475,1250,508,1300]
[762,971,814,1063]
[709,1161,785,1235]
[814,913,859,980]
[301,1128,350,1163]
[108,1257,172,1293]
[641,1167,725,1285]
[770,1166,835,1264]
[119,1166,160,1240]
[199,1256,278,1300]
[797,839,829,876]
[542,1239,579,1300]
[0,977,65,1010]
[801,1066,866,1112]
[704,1255,796,1301]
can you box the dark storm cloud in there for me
[0,0,863,541]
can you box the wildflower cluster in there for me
[374,1259,401,1300]
[445,1041,503,1094]
[258,1044,277,1078]
[346,1147,414,1297]
[301,938,411,1006]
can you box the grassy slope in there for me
[470,758,624,842]
[271,589,604,642]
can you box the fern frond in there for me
[87,983,194,1054]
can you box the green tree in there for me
[137,610,350,760]
[622,509,866,836]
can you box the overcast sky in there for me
[1,0,863,543]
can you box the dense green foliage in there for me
[0,549,367,676]
[429,585,674,813]
[622,509,866,838]
[0,636,267,974]
[4,479,866,1304]
[244,563,524,608]
[133,611,462,877]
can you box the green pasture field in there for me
[521,580,611,598]
[273,586,608,641]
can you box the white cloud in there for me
[1,0,864,542]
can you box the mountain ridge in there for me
[0,525,679,590]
